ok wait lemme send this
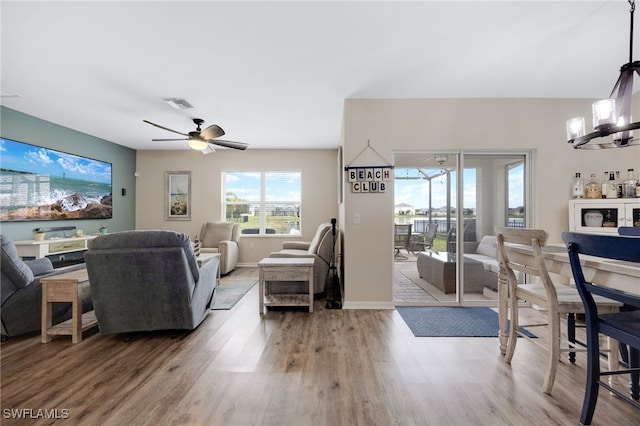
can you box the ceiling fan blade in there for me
[200,124,225,140]
[152,138,188,141]
[143,120,188,137]
[209,139,249,150]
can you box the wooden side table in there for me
[258,258,315,314]
[40,269,97,343]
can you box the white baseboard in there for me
[341,301,395,310]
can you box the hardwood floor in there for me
[2,267,639,425]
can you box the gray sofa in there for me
[1,234,90,339]
[269,222,336,294]
[83,230,218,334]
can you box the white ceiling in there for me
[2,1,637,151]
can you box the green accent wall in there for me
[0,107,136,241]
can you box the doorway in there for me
[393,151,531,306]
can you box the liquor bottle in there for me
[615,171,623,198]
[623,168,638,198]
[606,171,618,199]
[584,173,602,199]
[601,171,609,198]
[572,172,584,198]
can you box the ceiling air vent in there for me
[162,98,193,110]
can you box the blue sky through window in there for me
[395,165,524,211]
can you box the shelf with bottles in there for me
[571,168,638,200]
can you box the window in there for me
[506,161,525,228]
[223,171,301,235]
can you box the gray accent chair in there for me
[269,222,336,294]
[83,230,218,335]
[199,222,240,275]
[1,234,89,339]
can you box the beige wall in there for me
[340,98,640,308]
[134,98,638,308]
[136,149,339,265]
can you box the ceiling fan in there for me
[143,118,248,153]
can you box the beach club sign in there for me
[346,166,391,193]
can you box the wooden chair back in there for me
[495,227,552,298]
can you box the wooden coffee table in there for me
[40,269,97,343]
[258,258,315,314]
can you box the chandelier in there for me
[566,0,640,149]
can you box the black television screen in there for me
[0,137,112,221]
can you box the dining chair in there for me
[562,232,640,425]
[495,227,621,395]
[618,226,640,236]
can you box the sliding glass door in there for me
[393,151,531,306]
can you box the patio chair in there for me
[408,223,437,253]
[394,224,412,259]
[562,232,640,425]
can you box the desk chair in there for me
[496,227,620,395]
[562,232,640,425]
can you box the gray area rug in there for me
[211,280,257,310]
[397,306,536,338]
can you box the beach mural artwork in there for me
[0,137,112,221]
[165,171,191,220]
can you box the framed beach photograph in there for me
[165,171,191,220]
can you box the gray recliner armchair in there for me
[269,222,336,294]
[83,230,218,335]
[1,234,89,339]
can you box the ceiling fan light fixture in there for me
[566,0,640,149]
[188,138,208,151]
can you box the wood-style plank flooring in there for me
[2,267,639,425]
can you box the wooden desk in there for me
[498,244,640,354]
[258,258,315,314]
[40,269,97,343]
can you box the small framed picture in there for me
[165,171,191,220]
